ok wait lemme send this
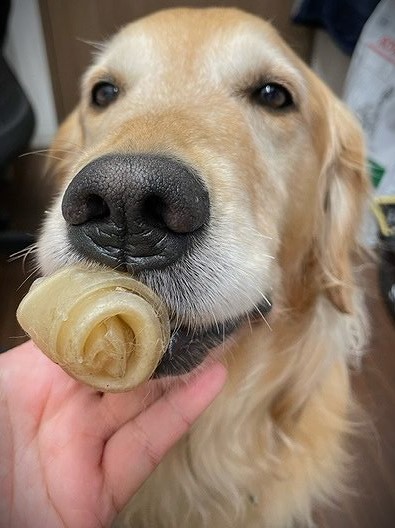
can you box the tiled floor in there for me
[1,155,394,526]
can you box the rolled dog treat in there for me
[16,267,170,392]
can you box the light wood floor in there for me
[1,155,394,526]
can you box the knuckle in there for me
[133,421,163,470]
[163,392,193,429]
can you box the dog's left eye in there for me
[253,83,294,110]
[91,82,119,108]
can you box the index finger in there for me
[102,361,227,512]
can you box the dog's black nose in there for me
[61,154,210,271]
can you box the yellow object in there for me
[17,267,170,392]
[371,195,395,237]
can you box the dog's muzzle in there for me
[60,153,272,377]
[61,153,210,272]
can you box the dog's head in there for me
[38,8,369,376]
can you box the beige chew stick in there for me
[16,267,170,392]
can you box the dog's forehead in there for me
[95,8,304,89]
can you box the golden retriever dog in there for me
[37,8,369,527]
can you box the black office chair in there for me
[0,0,36,255]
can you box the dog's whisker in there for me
[9,246,39,277]
[239,224,278,244]
[53,140,84,153]
[221,274,273,332]
[18,148,79,164]
[255,288,272,310]
[8,243,38,262]
[241,291,273,332]
[254,306,272,331]
[22,245,39,274]
[221,321,227,352]
[18,149,51,158]
[16,264,41,292]
[246,312,253,333]
[113,262,126,272]
[18,152,69,162]
[76,37,108,51]
[210,308,221,336]
[19,148,76,157]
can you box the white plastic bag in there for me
[343,0,395,243]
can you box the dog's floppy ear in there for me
[315,98,369,314]
[46,108,84,181]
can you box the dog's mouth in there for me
[153,299,272,378]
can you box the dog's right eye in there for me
[91,82,119,108]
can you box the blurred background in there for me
[0,0,394,526]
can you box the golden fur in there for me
[38,8,370,527]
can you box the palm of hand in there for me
[0,341,226,528]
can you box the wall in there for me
[311,30,351,97]
[3,2,349,148]
[4,0,58,147]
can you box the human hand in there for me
[0,341,226,528]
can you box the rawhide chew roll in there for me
[17,267,170,392]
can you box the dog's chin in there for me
[153,300,271,378]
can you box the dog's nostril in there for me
[63,192,111,226]
[142,195,167,229]
[85,194,110,222]
[141,194,205,234]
